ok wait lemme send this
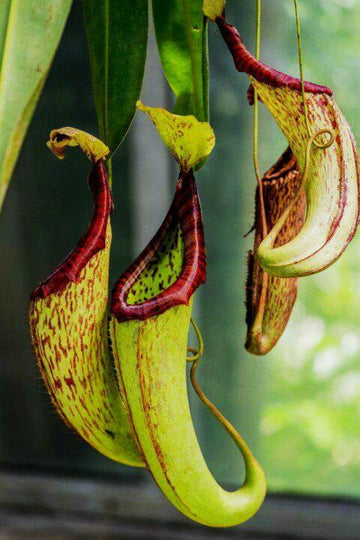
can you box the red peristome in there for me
[216,16,333,96]
[111,171,206,322]
[31,160,112,300]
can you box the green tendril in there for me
[187,318,254,460]
[251,0,270,340]
[262,128,334,251]
[187,317,204,362]
[294,0,334,150]
[260,1,335,253]
[253,0,267,238]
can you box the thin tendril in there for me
[251,0,269,342]
[294,0,334,150]
[187,318,254,463]
[259,1,335,252]
[253,0,267,238]
[262,128,334,250]
[186,317,204,361]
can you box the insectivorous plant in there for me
[205,0,359,277]
[24,0,359,529]
[29,128,144,467]
[109,102,266,527]
[204,0,359,353]
[246,148,306,355]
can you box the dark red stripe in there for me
[31,160,112,300]
[111,171,206,322]
[216,16,332,96]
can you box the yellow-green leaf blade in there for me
[0,0,72,212]
[137,101,215,172]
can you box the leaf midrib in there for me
[103,0,109,144]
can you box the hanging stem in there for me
[293,0,333,150]
[258,0,335,253]
[253,0,267,238]
[251,0,269,342]
[107,157,113,188]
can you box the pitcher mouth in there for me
[31,160,112,300]
[215,15,332,96]
[111,170,206,322]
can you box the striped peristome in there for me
[111,170,206,322]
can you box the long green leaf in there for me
[152,0,209,121]
[83,0,148,156]
[0,0,72,212]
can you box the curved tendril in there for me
[294,0,334,149]
[261,1,335,253]
[261,129,334,251]
[186,317,204,362]
[187,318,254,463]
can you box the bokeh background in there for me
[0,0,359,504]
